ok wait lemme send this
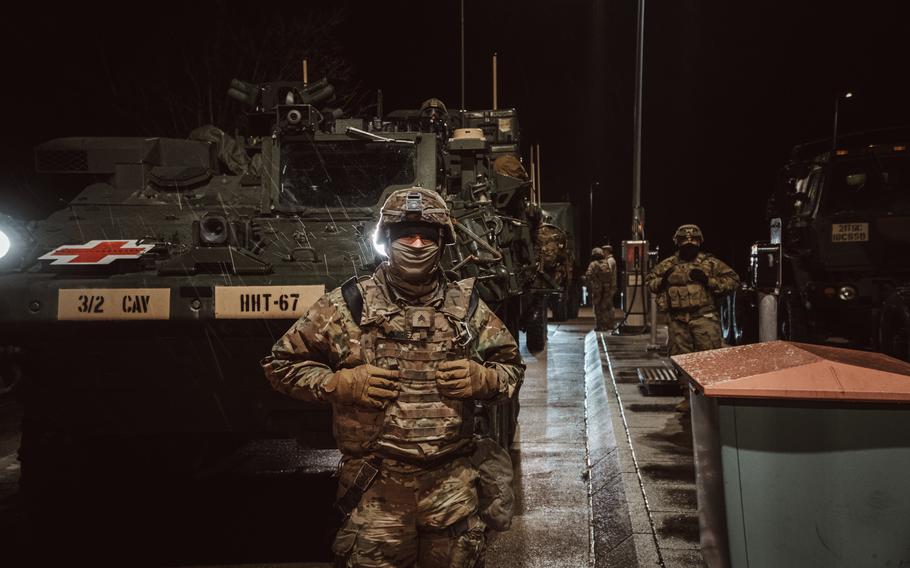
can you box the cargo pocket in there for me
[331,521,359,567]
[449,522,486,568]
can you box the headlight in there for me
[838,285,857,301]
[0,227,10,260]
[372,225,388,257]
[0,213,35,271]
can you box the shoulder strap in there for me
[467,285,480,320]
[341,276,364,325]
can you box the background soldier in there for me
[646,224,739,355]
[646,224,739,409]
[584,247,616,331]
[262,188,524,568]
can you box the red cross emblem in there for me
[39,240,154,265]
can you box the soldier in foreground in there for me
[585,247,616,331]
[262,188,524,567]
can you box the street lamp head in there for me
[845,92,853,99]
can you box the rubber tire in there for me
[525,300,548,353]
[879,293,910,362]
[778,287,808,342]
[731,287,758,345]
[720,293,735,344]
[551,296,568,322]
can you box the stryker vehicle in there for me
[540,202,582,323]
[0,78,543,490]
[722,128,910,361]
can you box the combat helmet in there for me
[673,224,704,247]
[591,247,605,260]
[419,97,448,117]
[375,187,456,246]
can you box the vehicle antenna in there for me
[460,0,465,109]
[492,52,498,110]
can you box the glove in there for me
[437,359,499,400]
[323,364,400,409]
[658,266,676,291]
[689,268,709,285]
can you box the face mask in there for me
[678,244,700,261]
[386,239,441,298]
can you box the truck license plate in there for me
[57,288,171,320]
[214,285,324,319]
[831,223,869,243]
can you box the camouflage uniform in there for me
[584,247,616,331]
[262,188,524,568]
[646,225,739,356]
[536,223,570,289]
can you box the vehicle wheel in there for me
[551,295,568,322]
[18,417,87,500]
[720,293,735,344]
[731,287,758,345]
[525,299,548,352]
[778,287,808,342]
[879,292,910,362]
[497,297,522,341]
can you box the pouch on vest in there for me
[469,436,514,531]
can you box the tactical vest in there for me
[662,254,714,311]
[333,275,480,463]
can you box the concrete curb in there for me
[584,331,657,567]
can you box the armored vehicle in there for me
[723,128,910,361]
[1,78,542,490]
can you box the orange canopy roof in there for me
[672,341,910,402]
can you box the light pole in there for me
[589,181,598,253]
[832,91,853,152]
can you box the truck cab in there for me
[728,128,910,360]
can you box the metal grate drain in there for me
[637,365,680,396]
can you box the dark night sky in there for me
[2,1,909,273]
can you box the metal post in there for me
[530,148,537,205]
[832,92,853,153]
[302,59,308,86]
[647,293,660,349]
[631,0,645,240]
[460,0,465,109]
[758,291,778,342]
[832,96,839,153]
[589,182,597,256]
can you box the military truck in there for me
[0,78,542,491]
[722,128,910,361]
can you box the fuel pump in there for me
[620,240,649,333]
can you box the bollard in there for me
[757,291,778,342]
[647,293,661,350]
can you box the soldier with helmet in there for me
[585,247,616,331]
[262,187,524,567]
[646,224,739,356]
